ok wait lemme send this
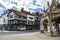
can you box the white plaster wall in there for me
[27,15,35,21]
[1,13,8,24]
[8,12,18,19]
[0,18,2,24]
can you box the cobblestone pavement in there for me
[0,32,60,40]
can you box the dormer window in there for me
[10,15,13,18]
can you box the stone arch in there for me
[43,19,48,31]
[40,16,49,33]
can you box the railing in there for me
[8,21,27,25]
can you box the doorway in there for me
[43,19,48,32]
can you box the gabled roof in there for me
[13,9,27,17]
[1,8,37,18]
[12,9,37,17]
[1,9,10,17]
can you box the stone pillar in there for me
[47,16,51,33]
[40,17,44,33]
[47,25,50,32]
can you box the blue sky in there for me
[0,0,53,15]
[0,3,7,16]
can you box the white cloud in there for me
[0,0,53,12]
[0,7,3,10]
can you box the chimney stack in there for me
[21,8,24,12]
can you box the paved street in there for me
[0,31,60,40]
[0,30,39,35]
[0,31,31,35]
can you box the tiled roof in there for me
[1,8,38,17]
[12,9,37,17]
[13,9,27,17]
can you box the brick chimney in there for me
[21,8,24,12]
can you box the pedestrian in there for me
[51,21,57,36]
[52,21,56,31]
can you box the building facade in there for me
[0,17,3,30]
[40,0,60,33]
[0,10,10,30]
[1,8,40,31]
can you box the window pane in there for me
[10,15,13,18]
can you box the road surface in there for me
[0,31,60,40]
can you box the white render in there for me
[0,17,3,24]
[1,10,18,25]
[1,10,10,24]
[27,15,35,21]
[1,13,8,24]
[8,12,18,19]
